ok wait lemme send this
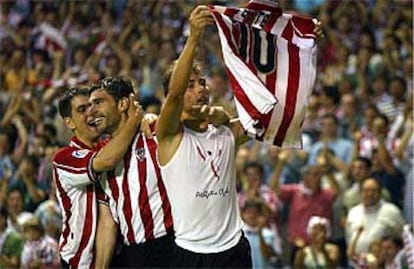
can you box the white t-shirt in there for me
[160,125,242,253]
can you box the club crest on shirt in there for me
[135,148,146,161]
[72,149,89,158]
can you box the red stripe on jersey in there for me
[107,171,119,202]
[291,15,317,38]
[226,66,262,120]
[54,168,72,251]
[263,11,281,33]
[121,149,135,244]
[223,7,238,17]
[137,136,154,240]
[273,24,300,146]
[146,138,173,230]
[69,185,94,267]
[196,145,206,161]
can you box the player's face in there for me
[183,73,209,118]
[88,89,123,135]
[69,95,100,143]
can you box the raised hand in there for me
[126,93,144,128]
[191,104,231,127]
[189,5,215,39]
[312,18,324,42]
[140,113,158,139]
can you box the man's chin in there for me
[88,126,102,135]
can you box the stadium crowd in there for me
[0,0,412,268]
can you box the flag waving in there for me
[209,0,317,148]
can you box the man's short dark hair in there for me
[243,161,264,176]
[355,156,372,169]
[321,113,339,126]
[58,87,90,118]
[90,76,134,102]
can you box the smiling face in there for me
[88,89,123,135]
[65,95,100,145]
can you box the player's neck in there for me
[76,135,97,149]
[182,119,208,133]
[110,116,128,137]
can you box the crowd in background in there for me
[0,0,412,268]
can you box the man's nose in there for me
[199,84,209,93]
[86,103,95,115]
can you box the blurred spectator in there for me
[293,216,340,269]
[336,93,363,140]
[238,161,282,256]
[348,231,383,269]
[6,155,47,212]
[393,98,413,221]
[235,145,250,193]
[241,199,280,269]
[345,178,404,255]
[4,188,31,233]
[343,156,390,214]
[381,235,409,269]
[270,161,338,265]
[0,206,23,269]
[34,198,61,241]
[308,114,353,166]
[302,94,321,142]
[20,215,60,269]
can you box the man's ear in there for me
[118,97,129,112]
[64,117,76,131]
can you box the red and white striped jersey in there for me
[52,136,100,269]
[98,133,173,245]
[210,0,317,148]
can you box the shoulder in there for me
[326,243,339,252]
[347,204,363,216]
[54,147,92,162]
[7,231,23,241]
[337,138,353,147]
[52,146,72,163]
[380,202,403,214]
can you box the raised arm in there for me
[156,6,213,164]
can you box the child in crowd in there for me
[20,216,60,269]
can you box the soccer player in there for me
[88,77,174,268]
[156,6,252,268]
[53,87,142,268]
